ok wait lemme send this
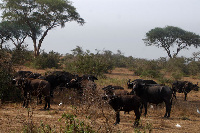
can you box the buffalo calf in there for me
[102,86,141,126]
[103,94,141,126]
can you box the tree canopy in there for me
[0,21,10,49]
[0,21,30,50]
[0,0,85,57]
[143,26,200,58]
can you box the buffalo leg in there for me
[134,108,141,126]
[50,89,54,97]
[173,91,177,99]
[44,96,50,110]
[144,102,148,117]
[114,111,120,125]
[25,92,30,108]
[164,100,171,118]
[184,92,187,101]
[37,94,42,104]
[23,91,27,107]
[139,104,143,115]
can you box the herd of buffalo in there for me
[12,70,199,127]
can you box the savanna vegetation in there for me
[1,44,200,132]
[0,0,200,132]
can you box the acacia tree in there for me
[0,0,85,57]
[0,22,10,49]
[143,26,200,58]
[0,21,30,50]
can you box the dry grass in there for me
[0,67,200,132]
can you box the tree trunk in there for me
[33,38,39,58]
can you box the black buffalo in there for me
[81,74,98,82]
[14,70,32,78]
[102,85,124,91]
[127,79,157,89]
[66,75,98,89]
[44,71,76,97]
[66,75,98,95]
[20,78,51,109]
[102,85,129,98]
[172,81,199,100]
[12,71,40,86]
[27,73,41,79]
[131,81,172,118]
[102,87,141,126]
[12,71,33,84]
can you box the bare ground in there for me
[0,68,200,133]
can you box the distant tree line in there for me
[0,1,200,59]
[2,44,200,103]
[1,45,200,79]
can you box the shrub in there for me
[187,61,200,76]
[11,46,33,65]
[58,113,95,133]
[22,112,95,133]
[164,57,188,74]
[0,49,22,103]
[140,70,162,79]
[31,50,61,69]
[171,71,184,81]
[64,48,114,77]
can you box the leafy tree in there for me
[71,46,84,56]
[0,21,29,50]
[1,0,85,57]
[0,22,10,49]
[143,26,200,58]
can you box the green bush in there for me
[140,70,162,79]
[164,57,188,74]
[0,49,22,103]
[187,61,200,76]
[11,46,33,65]
[64,48,114,77]
[59,113,95,133]
[22,113,95,133]
[171,71,184,80]
[31,50,61,69]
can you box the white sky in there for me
[27,0,200,59]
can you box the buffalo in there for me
[20,78,51,110]
[14,70,32,78]
[102,85,124,91]
[44,71,76,97]
[27,73,41,79]
[81,74,98,82]
[127,79,157,89]
[66,74,98,89]
[66,75,98,96]
[102,86,141,126]
[131,81,172,118]
[172,81,199,100]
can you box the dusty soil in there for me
[0,68,200,133]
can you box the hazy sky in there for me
[27,0,200,59]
